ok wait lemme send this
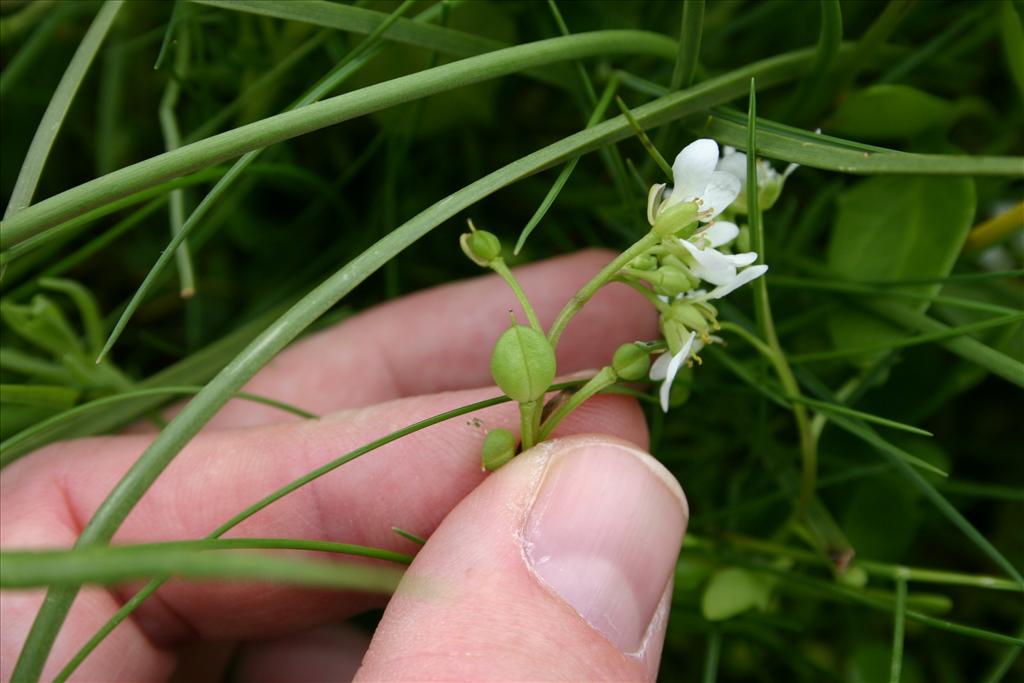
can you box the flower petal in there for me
[697,220,740,248]
[715,151,748,191]
[659,332,697,412]
[699,171,741,222]
[670,139,719,204]
[649,351,672,380]
[678,239,738,286]
[706,264,769,299]
[723,251,758,266]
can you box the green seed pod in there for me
[460,229,502,267]
[612,342,651,380]
[490,324,557,403]
[652,200,699,238]
[481,427,517,471]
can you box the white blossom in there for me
[648,139,742,225]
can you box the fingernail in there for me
[523,442,688,653]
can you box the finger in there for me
[199,249,657,428]
[356,434,688,682]
[1,387,649,677]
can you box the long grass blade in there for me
[4,1,125,218]
[1,542,404,590]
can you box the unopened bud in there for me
[490,324,557,403]
[669,301,709,334]
[630,253,658,271]
[612,343,651,380]
[652,200,699,238]
[481,427,517,471]
[652,266,692,297]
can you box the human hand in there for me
[2,250,689,682]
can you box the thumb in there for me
[356,435,689,682]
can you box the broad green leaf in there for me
[827,175,976,360]
[829,84,956,141]
[701,567,773,621]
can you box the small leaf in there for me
[1,295,84,358]
[829,85,956,141]
[827,175,976,362]
[701,567,773,621]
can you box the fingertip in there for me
[358,434,685,682]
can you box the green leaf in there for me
[0,295,84,358]
[827,175,976,361]
[829,84,957,140]
[701,567,774,621]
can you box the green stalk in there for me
[539,367,618,440]
[490,259,543,334]
[744,81,818,518]
[889,575,908,683]
[157,26,197,298]
[548,231,660,348]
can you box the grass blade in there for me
[0,30,676,248]
[1,385,316,468]
[671,0,705,90]
[4,1,125,218]
[1,542,404,591]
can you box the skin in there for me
[1,250,683,682]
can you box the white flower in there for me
[648,139,742,225]
[715,146,797,213]
[671,219,767,297]
[687,263,769,300]
[649,331,698,412]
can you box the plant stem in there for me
[520,399,541,450]
[539,367,618,440]
[890,574,908,683]
[745,81,817,518]
[548,231,659,348]
[490,259,543,334]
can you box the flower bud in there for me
[481,427,517,471]
[652,266,692,297]
[490,324,557,403]
[629,253,658,271]
[652,200,699,238]
[612,342,651,380]
[460,229,502,267]
[669,301,710,334]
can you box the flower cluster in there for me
[623,139,793,411]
